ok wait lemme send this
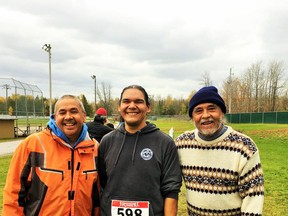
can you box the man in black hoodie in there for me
[98,85,182,216]
[87,107,114,143]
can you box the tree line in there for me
[1,60,287,117]
[222,60,287,113]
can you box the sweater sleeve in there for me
[238,149,264,215]
[2,139,31,216]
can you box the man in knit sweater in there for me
[175,86,264,216]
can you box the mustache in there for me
[64,120,76,124]
[200,118,214,124]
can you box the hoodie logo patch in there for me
[140,148,153,160]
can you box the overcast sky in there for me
[1,0,287,102]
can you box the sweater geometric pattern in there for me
[175,126,264,216]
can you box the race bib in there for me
[111,199,149,216]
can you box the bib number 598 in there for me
[117,208,142,216]
[111,200,149,216]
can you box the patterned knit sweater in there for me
[175,126,264,216]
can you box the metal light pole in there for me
[42,44,52,116]
[91,75,96,112]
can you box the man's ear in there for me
[146,105,151,113]
[83,112,87,122]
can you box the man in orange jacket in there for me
[2,95,100,216]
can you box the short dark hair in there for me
[119,85,150,106]
[94,114,106,124]
[54,95,86,113]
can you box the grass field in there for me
[0,118,287,215]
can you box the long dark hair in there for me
[119,85,150,106]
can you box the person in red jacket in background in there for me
[2,95,100,216]
[87,107,114,143]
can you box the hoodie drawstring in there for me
[114,131,127,167]
[131,132,140,164]
[113,131,141,167]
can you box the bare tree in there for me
[96,82,113,115]
[200,71,213,87]
[266,61,285,111]
[221,60,287,113]
[242,66,255,112]
[247,61,265,112]
[222,70,242,113]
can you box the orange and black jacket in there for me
[2,128,100,216]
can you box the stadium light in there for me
[42,44,52,116]
[91,75,96,112]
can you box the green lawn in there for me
[0,155,11,213]
[1,118,287,215]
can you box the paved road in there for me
[0,139,23,156]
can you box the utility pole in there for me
[2,84,11,114]
[228,68,234,113]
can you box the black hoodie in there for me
[98,122,182,216]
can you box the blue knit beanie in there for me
[188,86,226,117]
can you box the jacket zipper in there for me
[69,150,75,203]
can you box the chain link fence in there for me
[0,78,45,136]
